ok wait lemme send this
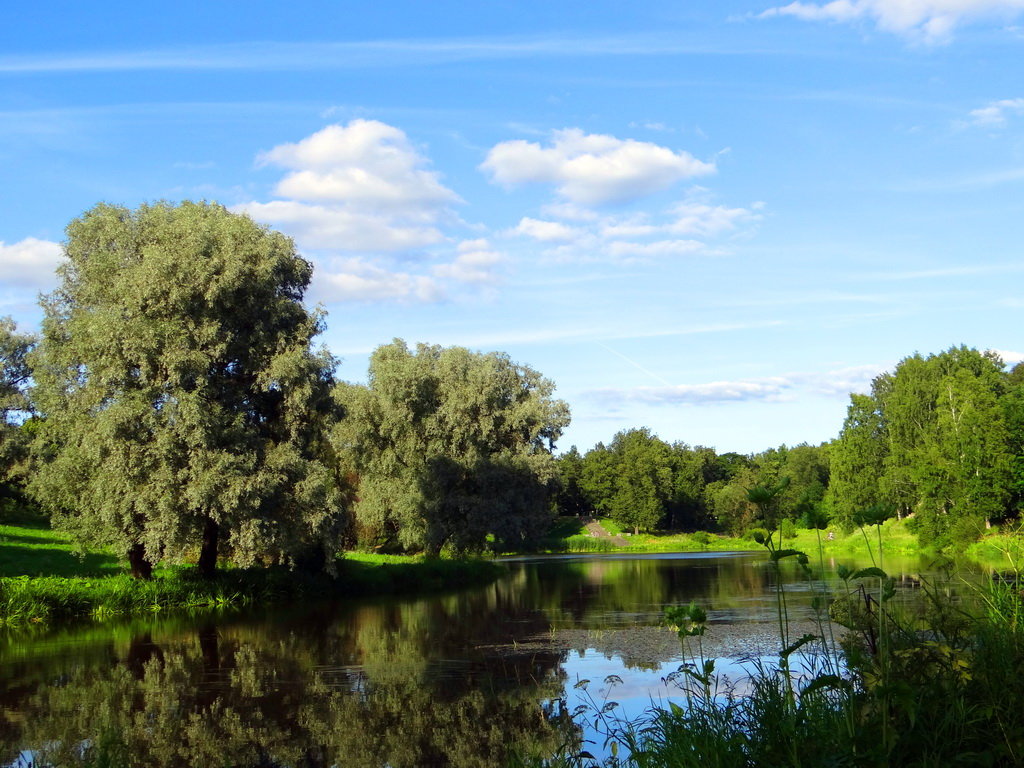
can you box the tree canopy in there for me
[29,201,346,576]
[828,346,1015,543]
[334,339,569,553]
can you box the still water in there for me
[0,551,948,767]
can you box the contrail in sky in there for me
[596,342,674,386]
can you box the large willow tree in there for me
[30,202,346,577]
[334,340,569,553]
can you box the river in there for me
[0,550,957,767]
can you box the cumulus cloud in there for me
[259,120,461,212]
[237,120,460,254]
[481,128,714,205]
[587,363,886,406]
[0,237,64,288]
[967,98,1024,127]
[236,120,505,304]
[759,0,1024,42]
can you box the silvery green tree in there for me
[0,317,35,507]
[29,202,346,577]
[334,340,569,553]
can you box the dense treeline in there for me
[2,201,1022,580]
[555,431,828,536]
[826,346,1024,546]
[556,347,1024,547]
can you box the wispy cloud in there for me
[587,363,887,406]
[0,35,792,75]
[965,97,1024,127]
[856,263,1024,281]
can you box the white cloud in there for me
[236,199,444,252]
[592,378,794,405]
[991,348,1024,364]
[605,239,705,258]
[507,190,761,263]
[259,120,460,212]
[0,237,64,288]
[311,257,443,303]
[236,120,498,305]
[238,120,460,255]
[481,128,714,205]
[759,0,1024,42]
[967,98,1024,127]
[512,217,580,242]
[432,239,505,285]
[587,363,887,406]
[667,201,760,237]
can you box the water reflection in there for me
[0,551,954,767]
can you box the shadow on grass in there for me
[0,524,123,578]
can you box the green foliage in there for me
[0,317,35,513]
[826,346,1017,546]
[335,339,569,554]
[578,430,675,534]
[553,446,589,517]
[28,202,347,575]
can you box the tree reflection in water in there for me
[2,551,925,766]
[2,598,572,768]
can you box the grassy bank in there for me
[544,516,928,560]
[0,522,502,629]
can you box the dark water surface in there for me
[0,551,954,767]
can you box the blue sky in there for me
[3,0,1024,454]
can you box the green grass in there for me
[0,522,122,577]
[0,522,502,629]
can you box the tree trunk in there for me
[128,543,153,580]
[198,516,219,578]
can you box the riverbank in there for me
[0,522,502,628]
[545,516,930,560]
